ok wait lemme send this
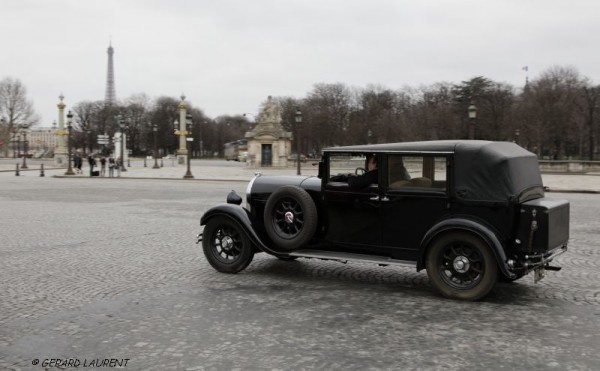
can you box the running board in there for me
[289,249,415,267]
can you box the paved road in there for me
[0,176,599,370]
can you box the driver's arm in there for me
[348,170,377,189]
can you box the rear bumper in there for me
[509,243,568,275]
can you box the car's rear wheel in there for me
[426,232,498,301]
[264,186,318,251]
[202,216,254,273]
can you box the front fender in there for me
[200,204,285,257]
[417,218,515,279]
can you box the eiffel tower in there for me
[104,43,116,105]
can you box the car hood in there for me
[249,175,321,199]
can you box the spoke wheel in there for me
[272,197,305,239]
[202,216,254,273]
[264,186,318,251]
[426,232,498,301]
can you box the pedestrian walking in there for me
[100,157,107,177]
[74,153,82,174]
[88,155,96,177]
[108,157,115,177]
[116,157,121,177]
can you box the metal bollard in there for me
[15,163,20,176]
[40,163,45,177]
[128,158,131,167]
[160,159,163,168]
[144,158,147,167]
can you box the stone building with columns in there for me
[245,96,292,167]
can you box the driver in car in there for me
[348,154,378,189]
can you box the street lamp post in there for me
[183,113,194,179]
[118,116,128,172]
[16,133,21,159]
[65,111,75,175]
[21,126,29,169]
[84,125,90,156]
[152,123,160,169]
[295,108,302,176]
[468,103,477,140]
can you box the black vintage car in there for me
[198,140,569,300]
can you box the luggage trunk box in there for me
[92,170,100,176]
[516,198,570,253]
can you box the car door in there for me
[323,154,381,248]
[380,155,450,260]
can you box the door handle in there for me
[369,195,380,201]
[380,196,390,202]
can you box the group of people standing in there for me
[72,153,121,177]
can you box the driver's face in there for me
[367,156,377,171]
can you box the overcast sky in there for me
[2,0,599,126]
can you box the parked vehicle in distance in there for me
[238,151,248,162]
[224,139,248,161]
[288,153,307,162]
[198,140,570,300]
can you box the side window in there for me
[388,155,447,191]
[328,154,366,183]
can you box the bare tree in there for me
[524,66,584,158]
[576,83,600,159]
[0,77,39,156]
[305,83,354,150]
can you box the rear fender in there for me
[417,218,515,279]
[200,204,284,257]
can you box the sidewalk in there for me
[1,160,599,193]
[1,160,319,183]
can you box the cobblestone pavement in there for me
[0,175,599,370]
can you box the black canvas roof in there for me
[324,140,543,202]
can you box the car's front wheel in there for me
[202,216,254,273]
[426,232,498,301]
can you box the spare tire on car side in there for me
[263,185,318,251]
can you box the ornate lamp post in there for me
[65,111,75,175]
[83,124,90,156]
[468,103,477,140]
[152,122,160,169]
[183,113,194,179]
[21,125,30,169]
[295,108,302,175]
[118,116,128,172]
[17,133,22,159]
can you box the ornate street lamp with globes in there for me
[183,113,194,179]
[64,111,75,175]
[118,116,128,172]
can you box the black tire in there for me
[426,232,498,301]
[264,185,318,251]
[202,216,254,273]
